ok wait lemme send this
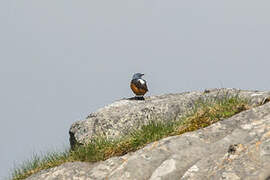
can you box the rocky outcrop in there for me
[27,90,270,180]
[69,88,270,148]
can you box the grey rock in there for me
[69,88,270,148]
[27,89,270,180]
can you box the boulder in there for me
[69,88,270,148]
[27,90,270,180]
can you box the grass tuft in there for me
[11,95,251,180]
[68,121,176,162]
[11,150,70,180]
[176,96,250,134]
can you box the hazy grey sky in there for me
[1,0,270,178]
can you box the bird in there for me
[130,73,148,100]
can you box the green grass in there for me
[11,150,70,180]
[11,95,251,180]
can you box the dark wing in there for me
[131,79,148,92]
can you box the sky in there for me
[1,0,270,178]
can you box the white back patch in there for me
[138,79,145,84]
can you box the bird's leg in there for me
[127,95,145,100]
[134,95,145,100]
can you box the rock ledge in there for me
[27,89,270,180]
[69,88,270,148]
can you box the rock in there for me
[69,88,270,148]
[27,91,270,180]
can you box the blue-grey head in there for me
[132,73,144,80]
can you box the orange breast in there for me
[130,83,147,95]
